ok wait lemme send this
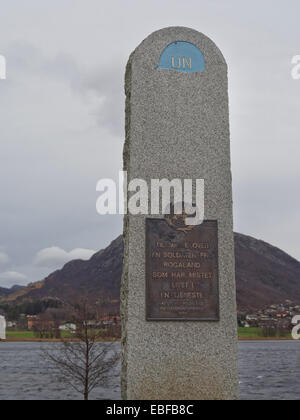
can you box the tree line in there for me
[0,298,62,320]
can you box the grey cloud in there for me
[0,271,28,288]
[0,252,9,265]
[6,42,124,137]
[0,0,299,290]
[79,64,125,137]
[34,246,96,269]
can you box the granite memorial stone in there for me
[121,26,239,400]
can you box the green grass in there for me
[3,328,292,341]
[4,327,279,340]
[6,330,36,339]
[5,330,73,339]
[238,327,265,338]
[238,327,291,339]
[5,329,111,340]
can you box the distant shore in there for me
[238,336,294,341]
[1,327,295,343]
[2,337,121,343]
[1,337,295,343]
[237,327,292,341]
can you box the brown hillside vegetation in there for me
[2,233,300,314]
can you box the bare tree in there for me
[34,312,57,339]
[44,301,120,400]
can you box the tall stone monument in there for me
[121,27,239,400]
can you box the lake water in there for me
[0,341,300,400]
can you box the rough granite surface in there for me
[121,26,239,400]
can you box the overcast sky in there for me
[0,0,299,287]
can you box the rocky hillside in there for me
[0,288,11,297]
[0,285,23,298]
[3,233,300,314]
[4,236,123,313]
[235,233,300,312]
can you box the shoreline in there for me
[1,337,121,343]
[238,336,294,341]
[1,337,296,343]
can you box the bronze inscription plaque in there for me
[146,219,219,321]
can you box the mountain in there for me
[0,285,23,298]
[4,236,123,313]
[235,233,300,312]
[3,233,300,314]
[0,288,10,297]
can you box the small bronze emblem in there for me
[165,203,195,233]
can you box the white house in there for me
[59,323,76,332]
[0,315,6,340]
